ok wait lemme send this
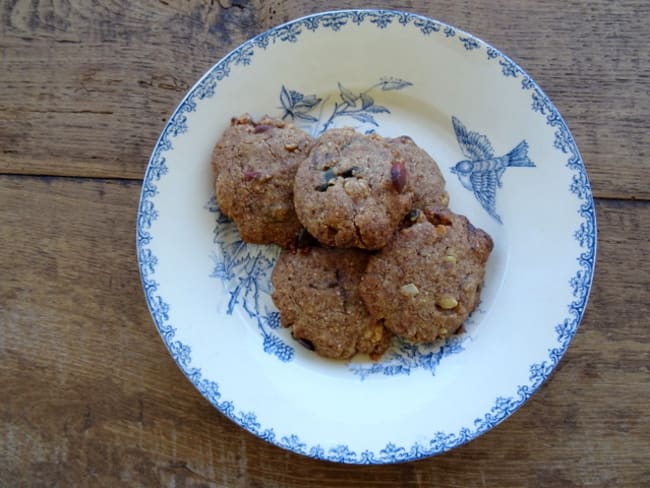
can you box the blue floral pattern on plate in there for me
[204,198,292,362]
[279,78,413,135]
[137,9,596,464]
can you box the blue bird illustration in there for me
[450,116,535,223]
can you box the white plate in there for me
[137,9,596,463]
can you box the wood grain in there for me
[1,177,649,486]
[1,0,649,199]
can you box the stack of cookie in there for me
[211,114,493,360]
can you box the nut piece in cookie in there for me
[293,128,414,250]
[359,206,493,343]
[271,247,392,360]
[211,114,313,247]
[388,135,449,208]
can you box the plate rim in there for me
[136,8,597,464]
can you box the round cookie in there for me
[359,206,493,343]
[293,128,414,250]
[211,114,313,247]
[388,135,449,209]
[271,246,392,360]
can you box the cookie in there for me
[211,114,313,247]
[388,135,449,209]
[293,128,414,250]
[359,206,493,343]
[271,246,392,360]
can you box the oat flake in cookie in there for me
[293,128,414,250]
[359,206,493,343]
[271,246,392,360]
[211,114,313,247]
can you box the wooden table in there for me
[2,1,649,485]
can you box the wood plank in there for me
[1,176,648,486]
[1,1,649,198]
[0,0,261,180]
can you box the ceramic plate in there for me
[137,9,596,463]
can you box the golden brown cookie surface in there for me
[293,128,414,250]
[212,114,312,247]
[359,207,493,343]
[388,135,449,209]
[271,246,392,360]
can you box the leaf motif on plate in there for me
[208,203,293,362]
[281,77,413,134]
[337,82,357,107]
[279,85,322,123]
